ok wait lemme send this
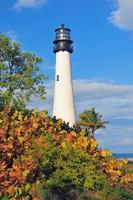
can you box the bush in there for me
[0,107,133,199]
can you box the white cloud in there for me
[29,79,133,119]
[109,0,133,30]
[28,79,133,152]
[117,138,133,145]
[96,124,133,153]
[73,80,133,120]
[13,0,47,11]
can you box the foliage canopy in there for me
[0,34,47,110]
[0,107,132,200]
[76,108,109,137]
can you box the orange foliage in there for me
[0,106,132,199]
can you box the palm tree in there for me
[76,108,109,138]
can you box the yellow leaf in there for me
[76,135,88,148]
[32,122,38,129]
[80,128,86,135]
[18,113,23,121]
[101,150,112,157]
[18,136,25,143]
[61,141,67,148]
[71,131,77,137]
[123,159,128,164]
[115,170,121,176]
[7,153,12,157]
[89,138,97,149]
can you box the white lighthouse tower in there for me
[53,24,76,126]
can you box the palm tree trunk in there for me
[89,128,95,138]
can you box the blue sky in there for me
[1,0,133,153]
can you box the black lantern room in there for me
[53,24,73,53]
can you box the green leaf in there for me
[0,33,47,110]
[16,187,22,196]
[25,183,31,192]
[22,170,29,177]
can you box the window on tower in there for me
[57,75,59,81]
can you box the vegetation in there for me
[0,34,47,111]
[0,107,132,200]
[76,108,109,138]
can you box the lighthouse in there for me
[53,24,76,126]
